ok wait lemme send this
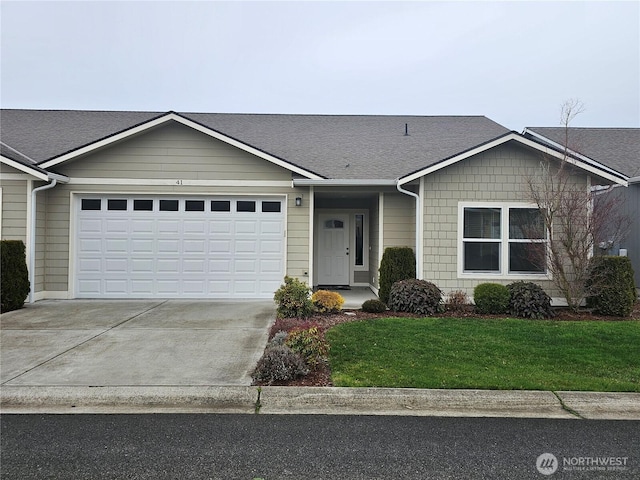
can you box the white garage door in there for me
[75,196,285,298]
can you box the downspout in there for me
[396,181,422,279]
[29,179,57,303]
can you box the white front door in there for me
[317,213,350,285]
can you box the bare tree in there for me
[525,100,630,311]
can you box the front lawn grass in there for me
[325,318,640,391]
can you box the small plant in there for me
[388,279,442,315]
[251,345,308,384]
[268,318,321,340]
[445,290,470,314]
[268,331,288,347]
[361,299,387,313]
[586,256,637,317]
[507,282,553,319]
[285,326,329,368]
[311,290,345,313]
[473,283,510,314]
[273,276,314,319]
[378,247,416,304]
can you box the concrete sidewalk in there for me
[2,385,639,420]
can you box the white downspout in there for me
[396,181,422,279]
[29,179,57,303]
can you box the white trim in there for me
[399,132,628,186]
[1,156,48,181]
[378,192,384,281]
[66,178,293,187]
[457,201,551,281]
[293,179,397,186]
[39,112,322,180]
[418,177,425,279]
[34,290,71,301]
[308,186,314,286]
[25,180,33,281]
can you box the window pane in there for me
[185,200,205,212]
[81,199,101,210]
[262,201,281,213]
[355,214,364,266]
[237,201,256,212]
[211,200,231,212]
[134,199,153,211]
[159,200,179,211]
[464,208,500,239]
[464,242,500,271]
[509,208,545,239]
[107,199,127,211]
[509,243,546,273]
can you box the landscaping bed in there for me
[254,301,640,388]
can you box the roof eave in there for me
[293,179,398,187]
[1,155,69,183]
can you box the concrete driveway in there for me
[0,300,275,387]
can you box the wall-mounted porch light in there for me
[295,196,302,207]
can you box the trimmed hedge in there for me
[1,240,30,313]
[378,247,416,304]
[507,281,553,319]
[473,283,510,314]
[587,256,636,317]
[388,279,442,315]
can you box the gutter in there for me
[396,181,422,279]
[29,179,58,303]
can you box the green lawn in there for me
[325,318,640,391]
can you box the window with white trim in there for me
[459,203,547,277]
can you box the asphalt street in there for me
[1,414,638,479]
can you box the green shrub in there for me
[445,290,470,314]
[587,256,636,317]
[388,279,442,315]
[1,240,30,313]
[273,276,314,318]
[285,326,329,368]
[378,247,416,304]
[473,283,510,314]
[311,290,345,313]
[507,282,553,319]
[251,345,309,384]
[361,299,387,313]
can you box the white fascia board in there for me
[629,176,640,184]
[1,155,48,181]
[398,132,628,186]
[38,113,322,180]
[293,179,397,186]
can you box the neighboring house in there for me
[0,110,629,304]
[524,127,640,287]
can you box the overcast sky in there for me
[1,1,638,131]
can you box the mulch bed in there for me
[255,301,640,387]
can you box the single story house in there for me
[524,127,640,287]
[0,110,630,304]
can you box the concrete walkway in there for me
[2,299,639,419]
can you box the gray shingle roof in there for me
[526,127,640,178]
[1,109,511,180]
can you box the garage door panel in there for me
[76,195,284,299]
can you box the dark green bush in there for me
[1,240,30,313]
[378,247,416,304]
[388,279,442,315]
[361,299,387,313]
[251,345,309,384]
[473,283,510,314]
[507,282,553,319]
[273,276,314,318]
[587,256,636,317]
